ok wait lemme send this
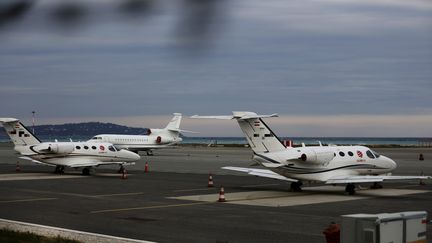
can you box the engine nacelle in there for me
[34,143,74,154]
[298,148,335,164]
[155,136,174,144]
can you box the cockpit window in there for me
[92,137,102,140]
[371,150,380,158]
[108,146,116,152]
[366,150,375,159]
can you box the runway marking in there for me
[241,183,281,188]
[0,197,57,203]
[17,189,144,199]
[91,201,213,214]
[0,173,85,181]
[174,188,217,192]
[92,192,144,197]
[169,186,430,207]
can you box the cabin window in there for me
[264,134,273,137]
[339,152,345,157]
[348,151,354,156]
[91,146,97,150]
[108,146,116,152]
[75,146,81,150]
[84,146,89,150]
[366,150,375,159]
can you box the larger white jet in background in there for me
[0,118,140,175]
[89,113,186,155]
[191,111,431,194]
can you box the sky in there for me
[0,0,431,137]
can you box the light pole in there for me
[32,111,36,134]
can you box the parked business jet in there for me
[0,118,140,175]
[191,112,431,194]
[89,113,186,155]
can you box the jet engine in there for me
[34,143,74,154]
[297,148,335,165]
[155,136,174,144]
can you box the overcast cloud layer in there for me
[0,0,431,136]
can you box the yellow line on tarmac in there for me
[0,198,58,203]
[91,201,213,214]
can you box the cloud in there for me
[0,0,430,136]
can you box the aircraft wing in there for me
[190,113,278,120]
[19,156,56,167]
[222,166,298,182]
[326,175,432,184]
[67,161,136,168]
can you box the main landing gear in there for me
[54,165,65,174]
[290,181,303,192]
[146,150,154,156]
[345,183,356,195]
[82,167,91,176]
[118,165,126,174]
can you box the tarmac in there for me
[0,143,431,242]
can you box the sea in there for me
[1,136,431,146]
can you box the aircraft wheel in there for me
[146,151,154,156]
[345,183,356,195]
[370,182,383,189]
[54,165,64,174]
[82,168,91,176]
[290,181,303,192]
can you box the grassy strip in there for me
[0,228,81,243]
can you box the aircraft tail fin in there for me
[0,118,41,146]
[191,111,286,153]
[165,113,182,132]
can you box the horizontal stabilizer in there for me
[0,118,19,123]
[167,128,199,134]
[190,113,278,120]
[326,175,432,184]
[222,166,297,182]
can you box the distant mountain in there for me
[0,122,149,138]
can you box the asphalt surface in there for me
[0,144,431,243]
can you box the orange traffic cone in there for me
[218,186,226,202]
[208,173,214,187]
[15,162,21,172]
[121,169,128,180]
[144,162,149,173]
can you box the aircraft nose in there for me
[384,156,397,170]
[123,150,140,161]
[131,151,141,161]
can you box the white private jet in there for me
[0,118,140,175]
[191,111,431,194]
[89,113,187,155]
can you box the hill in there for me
[0,122,149,138]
